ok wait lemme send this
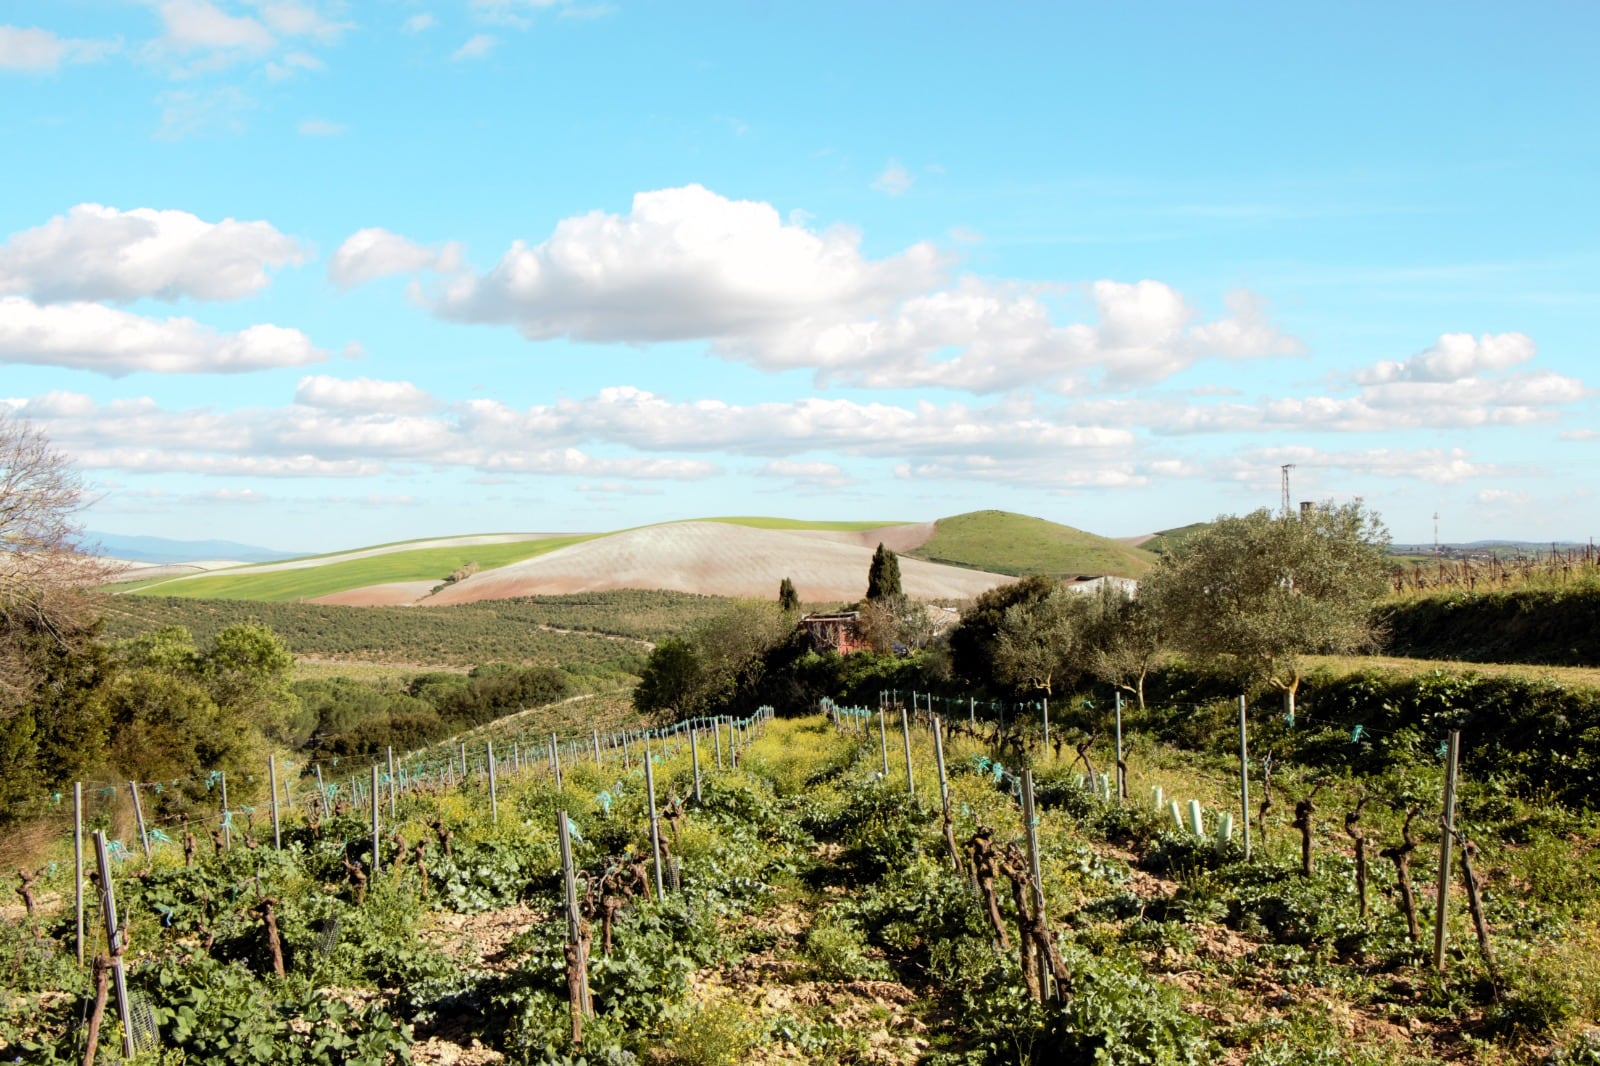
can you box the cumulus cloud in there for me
[0,25,119,71]
[1153,331,1584,436]
[14,381,1140,488]
[1221,445,1501,486]
[148,0,348,78]
[294,374,436,413]
[427,185,945,341]
[0,204,308,302]
[0,297,325,375]
[415,185,1296,393]
[1356,332,1537,385]
[328,227,458,288]
[158,0,275,54]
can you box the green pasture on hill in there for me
[123,534,597,602]
[1140,521,1211,555]
[704,516,905,531]
[907,509,1157,578]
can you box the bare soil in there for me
[426,522,1010,604]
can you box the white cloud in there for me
[1356,332,1537,385]
[418,185,1297,394]
[328,227,458,288]
[0,204,308,302]
[1223,445,1500,485]
[148,0,347,78]
[756,459,853,488]
[201,487,270,503]
[428,183,945,341]
[159,0,275,53]
[451,33,496,60]
[0,25,118,71]
[0,296,325,375]
[296,116,346,136]
[252,2,352,43]
[484,450,717,479]
[742,278,1298,391]
[402,13,436,32]
[75,449,383,477]
[1560,429,1600,441]
[1153,332,1584,435]
[294,375,436,413]
[873,160,914,197]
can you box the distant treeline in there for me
[293,663,577,761]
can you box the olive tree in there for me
[991,582,1091,698]
[1083,585,1165,710]
[1141,503,1390,719]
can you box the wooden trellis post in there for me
[93,830,135,1059]
[129,781,150,859]
[644,739,665,898]
[370,764,381,872]
[691,726,702,804]
[269,756,281,851]
[1433,730,1461,971]
[1239,695,1251,861]
[488,741,499,824]
[74,782,84,965]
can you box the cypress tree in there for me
[778,577,800,612]
[866,543,903,603]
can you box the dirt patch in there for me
[411,1035,505,1065]
[422,901,544,971]
[426,522,1011,604]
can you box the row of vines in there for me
[5,691,1600,1064]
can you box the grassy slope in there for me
[124,535,596,601]
[906,509,1158,578]
[1140,521,1211,555]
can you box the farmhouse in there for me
[800,611,867,655]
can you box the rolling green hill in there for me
[904,510,1157,578]
[1140,522,1212,556]
[124,535,596,602]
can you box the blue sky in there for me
[2,1,1596,552]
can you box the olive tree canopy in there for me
[1141,503,1390,718]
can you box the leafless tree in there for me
[0,412,110,719]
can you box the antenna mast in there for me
[1280,464,1295,518]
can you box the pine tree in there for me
[778,577,800,612]
[866,543,903,603]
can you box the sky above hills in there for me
[2,2,1596,552]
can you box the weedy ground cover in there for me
[3,707,1597,1065]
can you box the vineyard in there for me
[4,689,1598,1064]
[97,591,741,669]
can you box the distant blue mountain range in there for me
[85,531,305,564]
